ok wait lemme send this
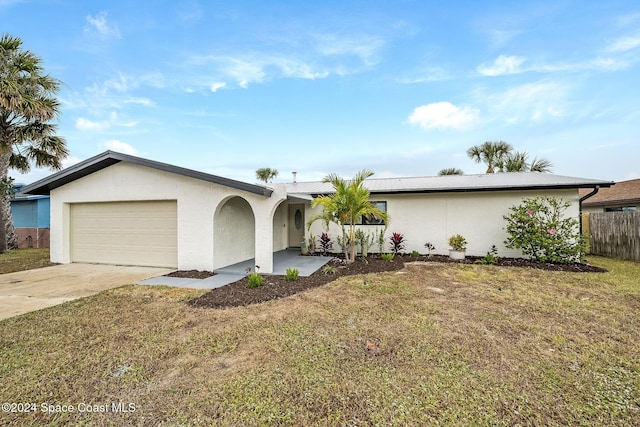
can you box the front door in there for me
[288,204,305,247]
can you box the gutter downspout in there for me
[579,185,600,234]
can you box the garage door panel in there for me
[71,201,177,268]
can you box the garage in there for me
[70,200,178,268]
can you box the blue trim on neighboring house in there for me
[10,184,51,228]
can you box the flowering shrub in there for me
[503,197,587,263]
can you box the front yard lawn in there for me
[0,248,54,274]
[0,256,638,425]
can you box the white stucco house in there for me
[21,151,612,273]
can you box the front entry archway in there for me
[214,196,255,270]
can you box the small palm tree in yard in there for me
[307,169,388,263]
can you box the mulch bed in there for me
[165,270,215,279]
[187,254,607,310]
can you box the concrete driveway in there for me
[0,264,172,321]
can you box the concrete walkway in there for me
[0,264,172,321]
[138,249,334,289]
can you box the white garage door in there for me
[70,201,178,268]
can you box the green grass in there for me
[0,248,54,274]
[0,256,638,425]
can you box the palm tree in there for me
[529,157,553,173]
[1,33,68,252]
[498,151,553,173]
[438,168,464,176]
[255,167,278,183]
[466,141,513,173]
[498,151,528,172]
[307,169,388,262]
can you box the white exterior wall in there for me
[306,189,579,258]
[50,162,286,272]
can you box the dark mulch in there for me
[187,254,607,310]
[165,270,215,279]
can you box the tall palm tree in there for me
[438,167,464,176]
[307,169,388,262]
[466,141,513,173]
[255,167,278,183]
[1,33,68,251]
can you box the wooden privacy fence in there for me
[587,211,640,261]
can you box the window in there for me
[343,201,387,225]
[363,201,387,225]
[605,206,637,212]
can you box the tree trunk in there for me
[0,153,17,251]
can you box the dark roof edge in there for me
[20,151,273,197]
[302,181,614,197]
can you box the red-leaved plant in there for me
[389,232,406,255]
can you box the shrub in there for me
[411,250,420,257]
[389,232,406,254]
[355,229,375,256]
[503,196,587,263]
[381,253,395,262]
[307,236,316,254]
[476,245,498,265]
[448,234,467,251]
[322,265,338,275]
[377,229,386,253]
[284,268,299,281]
[424,242,435,256]
[318,232,333,255]
[247,272,263,288]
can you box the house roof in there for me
[578,178,640,206]
[20,151,273,197]
[286,172,613,196]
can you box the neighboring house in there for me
[21,151,612,272]
[10,184,51,248]
[579,179,640,213]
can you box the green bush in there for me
[322,265,338,275]
[284,268,299,281]
[380,253,394,262]
[504,196,587,263]
[247,272,263,288]
[410,250,420,257]
[448,234,467,251]
[476,245,498,265]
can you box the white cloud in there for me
[606,34,640,53]
[485,81,568,123]
[224,58,266,88]
[477,55,527,76]
[314,33,384,67]
[103,140,138,155]
[85,11,121,39]
[61,156,83,169]
[407,102,479,130]
[75,117,109,131]
[210,82,226,92]
[125,97,155,106]
[397,67,450,84]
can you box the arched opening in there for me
[213,196,255,270]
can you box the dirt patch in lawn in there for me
[188,254,607,309]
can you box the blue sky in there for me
[3,0,639,185]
